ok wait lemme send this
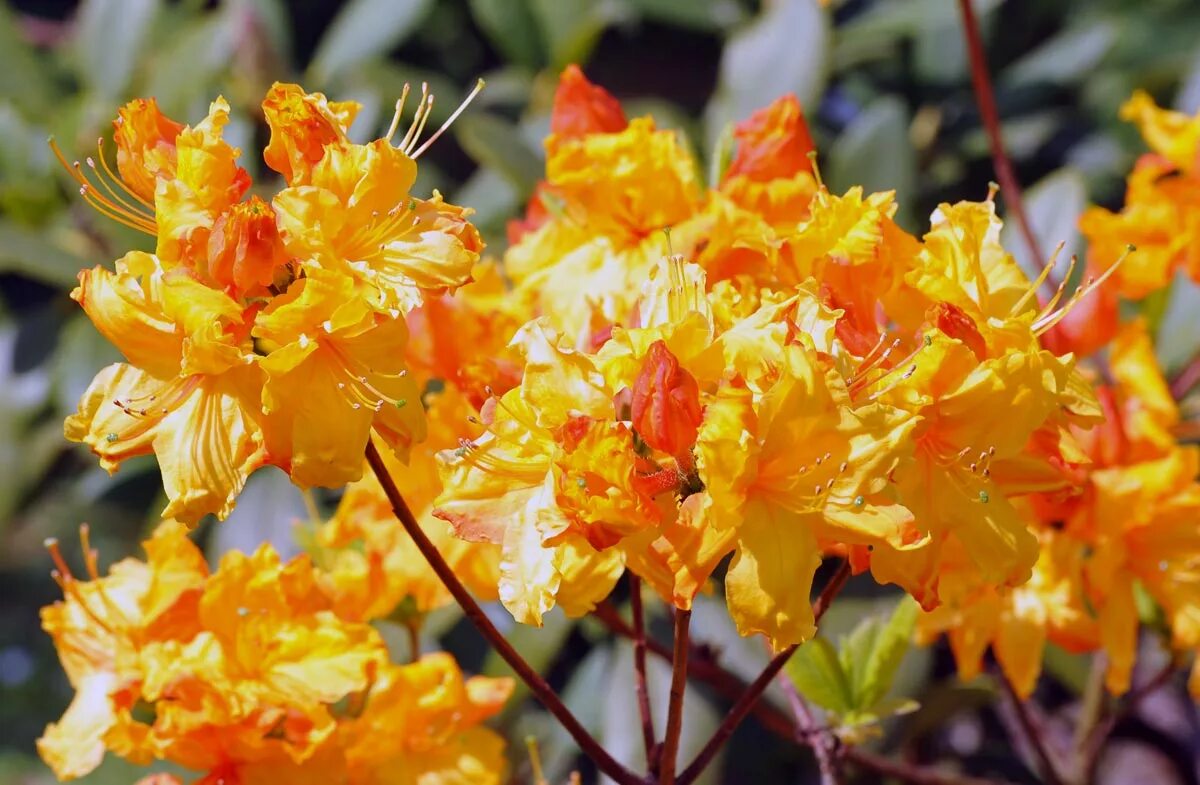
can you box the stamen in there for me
[411,78,486,159]
[384,84,412,143]
[49,138,156,235]
[398,83,431,153]
[1032,246,1133,335]
[1009,241,1064,316]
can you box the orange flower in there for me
[113,98,185,203]
[262,81,361,186]
[550,64,627,140]
[630,340,703,456]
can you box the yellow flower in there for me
[313,386,500,621]
[698,345,916,649]
[1120,90,1200,176]
[38,523,208,779]
[64,253,267,522]
[273,140,481,312]
[255,268,425,489]
[339,653,512,785]
[262,81,361,186]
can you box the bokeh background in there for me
[4,0,1200,783]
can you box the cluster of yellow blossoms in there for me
[41,65,1200,783]
[56,82,482,523]
[40,523,510,783]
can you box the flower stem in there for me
[995,670,1066,785]
[957,0,1045,267]
[364,440,642,785]
[630,576,659,773]
[675,560,851,785]
[660,608,691,784]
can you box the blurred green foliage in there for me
[5,0,1200,783]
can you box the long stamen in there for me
[412,78,485,159]
[1035,254,1078,321]
[398,83,431,153]
[1009,241,1064,316]
[95,137,154,209]
[402,95,436,157]
[49,138,156,235]
[384,84,412,143]
[1033,245,1134,335]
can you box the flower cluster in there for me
[57,83,483,524]
[431,68,1111,652]
[1081,91,1200,300]
[921,96,1200,699]
[40,524,511,784]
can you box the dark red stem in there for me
[365,440,642,785]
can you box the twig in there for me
[995,670,1066,785]
[1079,657,1178,781]
[957,0,1046,268]
[630,576,659,773]
[660,608,692,784]
[675,561,852,785]
[843,748,1017,785]
[599,594,1013,785]
[1170,349,1200,401]
[364,440,643,785]
[778,674,840,785]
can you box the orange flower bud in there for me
[928,301,987,360]
[724,94,815,183]
[207,196,289,297]
[550,65,627,138]
[113,98,185,203]
[261,82,359,185]
[631,341,703,456]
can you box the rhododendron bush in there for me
[7,1,1200,784]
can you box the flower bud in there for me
[207,196,289,297]
[550,65,627,138]
[631,341,703,456]
[928,301,987,360]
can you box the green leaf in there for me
[0,5,57,116]
[308,0,435,85]
[853,596,919,710]
[528,0,619,71]
[0,221,89,289]
[827,96,916,229]
[705,0,830,146]
[834,0,1001,70]
[785,636,854,715]
[74,0,161,98]
[999,167,1087,280]
[467,0,544,68]
[1003,19,1118,88]
[454,112,543,198]
[625,0,747,31]
[144,14,240,114]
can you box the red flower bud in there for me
[207,196,290,297]
[631,341,703,456]
[928,301,987,361]
[550,65,627,138]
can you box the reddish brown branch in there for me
[629,576,659,773]
[995,670,1066,785]
[660,608,692,784]
[675,561,852,785]
[364,441,642,785]
[957,0,1046,267]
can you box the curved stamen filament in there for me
[397,83,431,153]
[1009,241,1064,316]
[49,138,156,235]
[412,78,486,159]
[1032,245,1133,336]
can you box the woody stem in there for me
[675,560,852,785]
[957,0,1046,267]
[995,670,1066,785]
[364,440,642,785]
[630,576,659,773]
[660,608,691,784]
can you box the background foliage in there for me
[4,0,1200,782]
